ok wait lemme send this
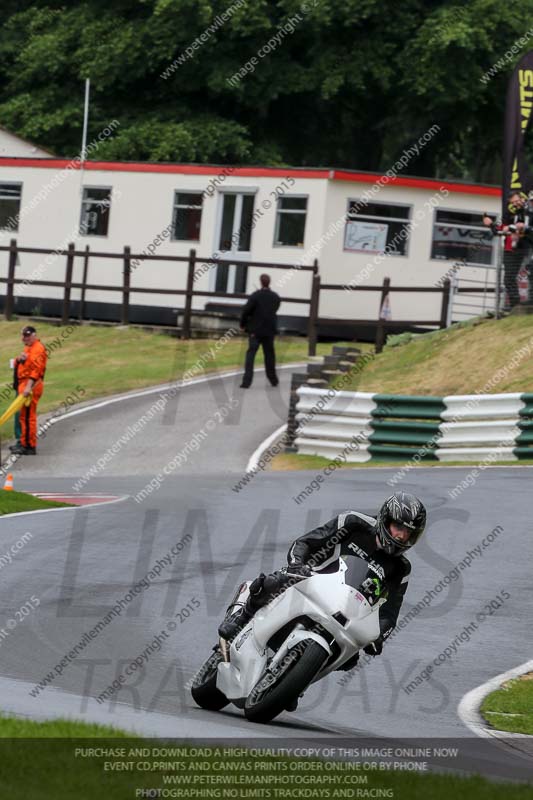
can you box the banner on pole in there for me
[503,49,533,214]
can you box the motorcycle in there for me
[191,555,385,723]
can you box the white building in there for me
[0,156,501,333]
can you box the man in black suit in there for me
[240,273,281,388]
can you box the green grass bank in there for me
[0,320,357,416]
[339,315,533,395]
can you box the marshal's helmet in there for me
[376,492,426,555]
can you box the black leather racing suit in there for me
[246,511,411,642]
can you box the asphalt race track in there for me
[0,367,531,778]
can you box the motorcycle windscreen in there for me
[342,555,387,607]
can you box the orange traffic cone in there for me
[3,474,14,491]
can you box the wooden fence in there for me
[0,241,452,355]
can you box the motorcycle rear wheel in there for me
[191,648,229,711]
[244,639,328,723]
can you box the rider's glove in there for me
[363,635,384,657]
[285,563,313,579]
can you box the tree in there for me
[0,0,532,181]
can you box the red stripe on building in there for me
[0,157,329,179]
[331,170,501,196]
[0,157,501,196]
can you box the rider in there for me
[218,492,426,665]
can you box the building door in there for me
[214,193,255,294]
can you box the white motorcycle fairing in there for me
[216,558,383,702]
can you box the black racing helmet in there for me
[377,492,426,555]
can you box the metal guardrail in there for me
[294,387,533,462]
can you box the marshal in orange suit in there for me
[13,325,48,455]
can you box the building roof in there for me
[0,126,55,157]
[0,156,501,197]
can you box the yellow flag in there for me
[0,394,32,428]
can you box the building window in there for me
[431,209,494,266]
[274,196,307,247]
[172,192,203,241]
[80,187,112,236]
[344,200,411,255]
[0,183,22,231]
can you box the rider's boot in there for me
[218,573,269,640]
[218,605,252,640]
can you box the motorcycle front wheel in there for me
[191,648,229,711]
[244,639,328,723]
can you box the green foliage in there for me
[0,0,532,177]
[95,117,252,161]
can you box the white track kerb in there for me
[2,495,128,520]
[246,423,287,473]
[458,658,533,740]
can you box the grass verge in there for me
[270,452,533,471]
[481,673,533,734]
[0,727,530,799]
[340,315,533,395]
[0,320,358,415]
[0,715,126,737]
[0,716,128,799]
[0,489,71,515]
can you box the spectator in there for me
[483,191,532,310]
[11,326,47,455]
[240,274,281,389]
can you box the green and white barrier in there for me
[294,387,533,462]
